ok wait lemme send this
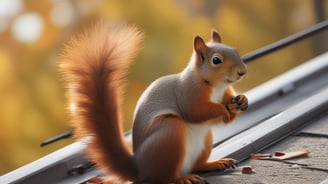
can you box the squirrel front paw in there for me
[221,108,231,123]
[226,95,248,112]
[222,111,230,123]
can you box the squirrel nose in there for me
[237,69,246,76]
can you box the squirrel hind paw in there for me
[172,174,207,184]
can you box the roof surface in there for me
[205,112,328,184]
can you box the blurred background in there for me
[0,0,327,175]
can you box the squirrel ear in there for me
[212,29,222,43]
[194,35,207,53]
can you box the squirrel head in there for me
[192,30,247,86]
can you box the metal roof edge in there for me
[245,52,328,106]
[1,141,87,183]
[209,86,328,161]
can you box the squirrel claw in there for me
[227,95,248,112]
[204,158,238,171]
[171,174,207,184]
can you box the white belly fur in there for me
[210,82,226,103]
[181,123,211,175]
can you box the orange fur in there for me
[223,87,239,122]
[136,115,187,183]
[59,23,143,182]
[59,23,247,183]
[177,77,230,123]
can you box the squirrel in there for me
[59,22,248,184]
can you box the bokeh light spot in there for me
[50,1,74,27]
[11,13,43,43]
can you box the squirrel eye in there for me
[212,56,222,65]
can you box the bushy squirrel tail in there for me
[59,22,143,182]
